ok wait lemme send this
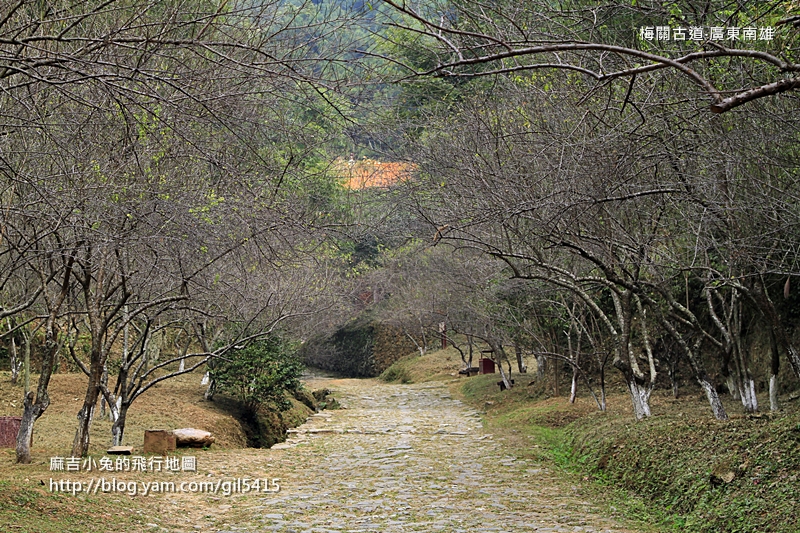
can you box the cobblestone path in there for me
[156,378,641,533]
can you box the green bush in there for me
[379,363,411,383]
[210,336,303,413]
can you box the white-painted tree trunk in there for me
[726,375,741,400]
[626,379,652,420]
[769,374,779,411]
[741,379,758,413]
[700,378,728,420]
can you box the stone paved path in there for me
[156,378,641,533]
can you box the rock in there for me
[312,388,332,402]
[293,388,317,411]
[170,428,215,448]
[711,461,738,485]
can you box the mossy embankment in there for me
[381,351,800,533]
[564,404,800,532]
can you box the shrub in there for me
[210,336,303,413]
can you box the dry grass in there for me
[0,369,245,533]
[452,365,800,533]
[0,370,247,460]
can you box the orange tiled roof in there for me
[335,158,415,189]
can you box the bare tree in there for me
[397,72,745,419]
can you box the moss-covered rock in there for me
[300,312,415,377]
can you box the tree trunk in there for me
[536,354,546,378]
[721,346,741,400]
[16,392,41,464]
[614,292,654,419]
[668,357,679,399]
[599,366,607,411]
[16,319,62,463]
[725,373,741,400]
[111,402,129,446]
[730,295,757,413]
[740,377,758,413]
[658,314,728,420]
[486,337,513,390]
[567,325,580,404]
[8,320,18,385]
[514,342,526,373]
[99,363,109,419]
[769,375,779,412]
[693,362,728,420]
[23,331,30,395]
[769,329,780,411]
[785,342,800,383]
[72,340,105,457]
[72,396,98,457]
[626,376,652,420]
[700,377,728,420]
[16,366,49,463]
[496,358,512,390]
[404,332,426,357]
[204,376,217,401]
[569,368,578,403]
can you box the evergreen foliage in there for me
[210,337,304,413]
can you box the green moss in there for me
[379,361,413,383]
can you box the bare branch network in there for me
[378,0,800,113]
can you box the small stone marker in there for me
[143,430,177,454]
[107,446,134,455]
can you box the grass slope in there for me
[379,346,465,383]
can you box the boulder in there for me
[170,428,215,448]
